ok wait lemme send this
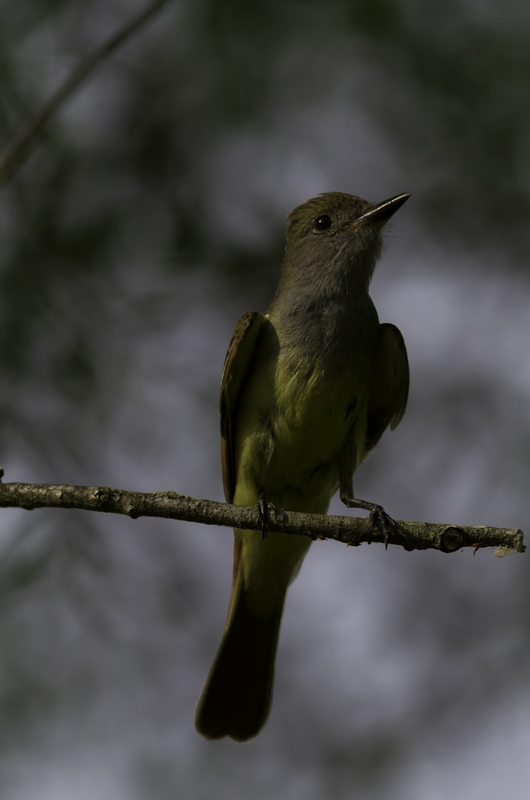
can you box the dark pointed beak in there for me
[356,193,411,227]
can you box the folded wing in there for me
[220,311,267,503]
[365,322,409,454]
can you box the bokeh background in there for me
[1,0,530,797]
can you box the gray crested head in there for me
[273,191,410,301]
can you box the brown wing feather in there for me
[220,311,267,503]
[365,322,409,454]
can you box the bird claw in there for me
[368,504,397,549]
[256,495,277,541]
[342,495,397,550]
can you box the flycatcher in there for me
[195,191,410,741]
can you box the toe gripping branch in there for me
[342,496,397,549]
[256,492,277,541]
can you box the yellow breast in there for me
[232,348,368,514]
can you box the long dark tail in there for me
[195,581,283,742]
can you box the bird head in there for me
[281,191,410,295]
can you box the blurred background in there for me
[0,0,529,797]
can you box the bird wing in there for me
[365,322,409,454]
[220,311,267,503]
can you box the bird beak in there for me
[355,193,411,227]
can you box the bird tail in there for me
[195,577,283,742]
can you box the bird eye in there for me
[313,215,332,232]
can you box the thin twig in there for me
[0,481,524,554]
[0,0,172,185]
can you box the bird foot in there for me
[367,505,396,549]
[342,496,396,549]
[256,494,277,541]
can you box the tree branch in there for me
[0,480,524,554]
[0,0,172,186]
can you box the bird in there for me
[195,191,410,742]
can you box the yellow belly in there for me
[234,351,365,511]
[230,340,370,618]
